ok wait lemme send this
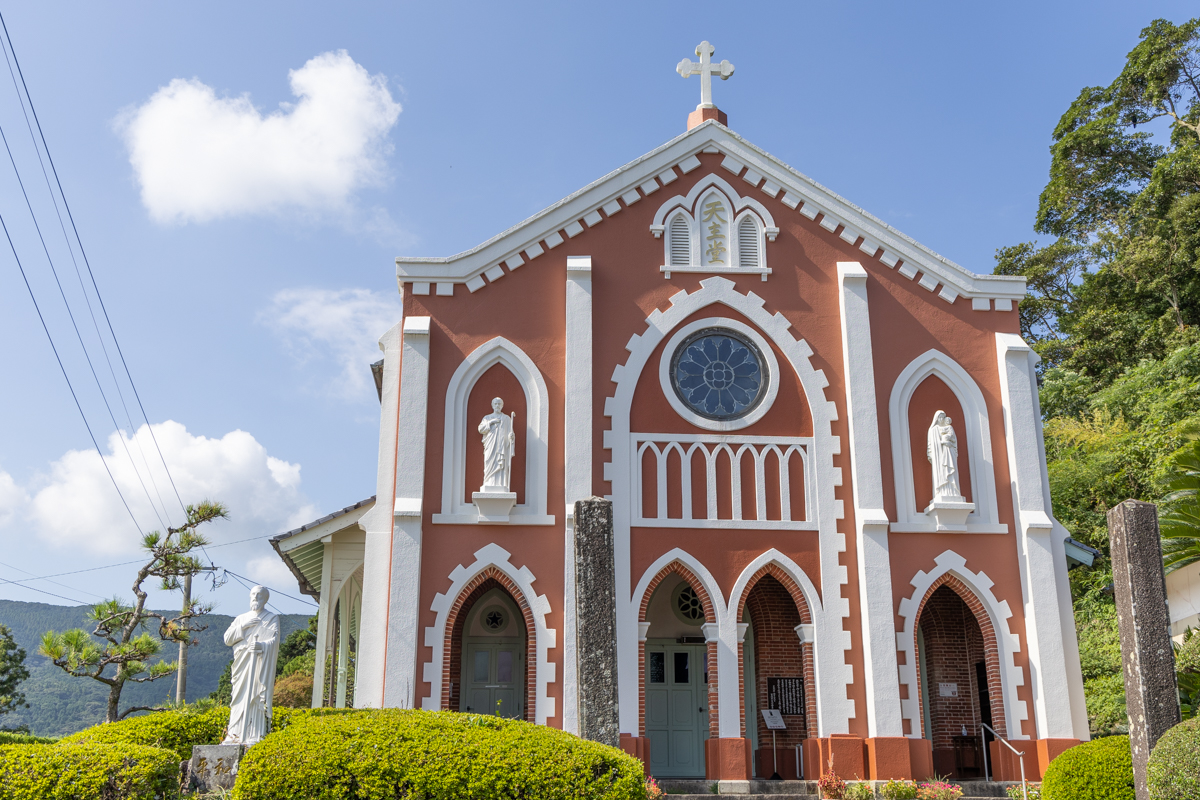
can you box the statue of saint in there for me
[927,410,963,502]
[221,585,280,746]
[478,397,516,492]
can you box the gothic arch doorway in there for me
[444,574,533,722]
[914,579,1005,779]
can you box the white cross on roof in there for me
[677,41,734,110]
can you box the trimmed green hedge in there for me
[62,705,229,761]
[0,731,56,745]
[1042,735,1134,800]
[232,709,647,800]
[0,741,179,800]
[1149,717,1200,799]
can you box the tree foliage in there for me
[0,624,29,721]
[37,501,227,723]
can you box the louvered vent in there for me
[738,217,760,268]
[669,214,692,266]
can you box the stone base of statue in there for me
[924,496,974,531]
[473,487,517,523]
[186,744,247,793]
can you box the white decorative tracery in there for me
[650,175,778,280]
[422,543,557,724]
[895,550,1028,739]
[888,349,1005,534]
[433,337,555,525]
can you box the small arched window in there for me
[668,213,692,267]
[737,216,760,269]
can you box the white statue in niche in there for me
[221,585,280,746]
[478,396,516,492]
[924,410,974,529]
[927,410,963,501]
[473,397,518,523]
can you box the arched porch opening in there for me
[735,564,817,779]
[914,576,1006,779]
[638,561,718,779]
[442,568,536,723]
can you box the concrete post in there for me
[574,496,619,747]
[1107,500,1181,800]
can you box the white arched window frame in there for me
[432,336,555,525]
[888,349,1006,534]
[734,209,764,270]
[650,174,778,281]
[666,211,694,268]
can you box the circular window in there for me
[481,606,507,633]
[670,327,768,421]
[673,584,705,624]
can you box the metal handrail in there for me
[979,722,1027,800]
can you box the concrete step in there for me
[653,778,1026,797]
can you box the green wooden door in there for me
[645,642,707,777]
[460,641,522,718]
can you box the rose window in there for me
[670,328,767,421]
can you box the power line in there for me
[0,10,187,521]
[1,213,142,533]
[0,560,106,600]
[223,569,317,608]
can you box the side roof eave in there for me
[395,120,1025,302]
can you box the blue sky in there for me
[0,1,1193,616]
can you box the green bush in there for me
[1042,735,1134,800]
[0,741,178,799]
[232,708,647,800]
[0,731,56,745]
[62,705,229,761]
[1148,717,1200,799]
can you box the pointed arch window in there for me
[737,215,761,269]
[668,213,692,268]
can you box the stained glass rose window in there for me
[670,328,767,421]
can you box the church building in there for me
[275,43,1090,785]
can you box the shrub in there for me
[845,781,874,800]
[1007,784,1042,800]
[273,672,314,708]
[1148,717,1200,799]
[818,764,846,799]
[916,781,962,800]
[61,705,229,761]
[0,731,56,745]
[882,780,917,800]
[1041,735,1134,800]
[0,741,178,799]
[232,708,647,800]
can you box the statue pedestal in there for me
[186,744,247,792]
[924,496,974,531]
[473,490,516,523]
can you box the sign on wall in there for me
[767,677,805,716]
[938,682,958,698]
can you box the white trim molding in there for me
[896,550,1029,739]
[995,333,1084,739]
[432,337,555,526]
[837,262,904,737]
[657,317,781,432]
[422,543,557,724]
[605,277,855,736]
[887,349,1006,534]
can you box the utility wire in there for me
[224,569,318,608]
[0,119,164,532]
[0,11,188,535]
[0,27,173,529]
[0,560,106,600]
[1,212,142,533]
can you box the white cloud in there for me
[260,287,401,400]
[26,421,317,557]
[0,470,28,527]
[245,555,301,596]
[119,50,402,224]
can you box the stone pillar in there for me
[574,496,619,748]
[1108,500,1181,800]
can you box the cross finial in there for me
[677,41,734,111]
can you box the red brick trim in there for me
[636,561,719,737]
[735,565,818,741]
[440,567,537,723]
[911,574,1005,739]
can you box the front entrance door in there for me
[645,641,708,777]
[460,642,523,718]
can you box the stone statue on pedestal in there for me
[924,410,974,529]
[472,397,518,523]
[221,585,280,746]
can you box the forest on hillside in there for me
[0,599,308,736]
[994,17,1200,735]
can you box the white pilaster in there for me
[382,315,433,708]
[311,539,336,708]
[837,262,904,738]
[995,333,1077,738]
[354,319,403,708]
[563,255,593,735]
